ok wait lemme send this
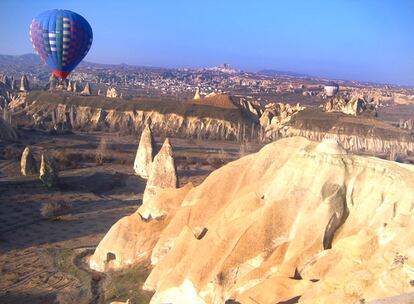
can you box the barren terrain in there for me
[0,129,260,303]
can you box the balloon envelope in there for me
[29,9,93,80]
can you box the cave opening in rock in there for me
[106,252,116,262]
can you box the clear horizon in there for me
[1,0,414,86]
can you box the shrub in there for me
[41,200,72,219]
[95,137,108,165]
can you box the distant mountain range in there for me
[0,54,315,77]
[258,69,312,78]
[0,53,41,67]
[0,54,398,87]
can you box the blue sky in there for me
[1,0,414,85]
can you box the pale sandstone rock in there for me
[67,80,73,92]
[133,124,156,179]
[19,75,29,92]
[81,82,92,95]
[193,87,201,100]
[21,146,37,176]
[92,137,414,303]
[106,87,119,98]
[39,152,58,187]
[89,184,193,272]
[142,137,414,304]
[142,138,178,204]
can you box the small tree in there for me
[96,137,108,165]
[41,200,72,219]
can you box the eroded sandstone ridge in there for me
[90,137,414,303]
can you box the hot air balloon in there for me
[29,9,93,80]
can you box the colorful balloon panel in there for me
[29,9,93,80]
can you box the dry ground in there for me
[0,129,262,304]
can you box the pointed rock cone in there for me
[81,82,92,95]
[193,87,201,100]
[133,124,156,179]
[21,146,37,176]
[19,75,29,92]
[67,80,73,92]
[143,138,178,204]
[39,152,59,187]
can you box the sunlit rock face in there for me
[21,146,37,176]
[133,124,156,179]
[142,138,178,204]
[91,137,414,304]
[106,87,119,98]
[321,95,377,116]
[81,82,91,95]
[19,75,29,92]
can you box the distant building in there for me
[324,82,339,97]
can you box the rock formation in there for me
[106,87,119,98]
[260,102,304,129]
[19,75,29,92]
[400,118,413,131]
[81,82,92,95]
[322,95,376,116]
[91,137,414,304]
[21,146,37,176]
[66,80,73,92]
[72,81,80,93]
[39,152,58,187]
[11,78,18,91]
[142,138,178,205]
[238,98,262,121]
[193,87,201,100]
[48,74,58,90]
[1,75,11,88]
[133,124,156,179]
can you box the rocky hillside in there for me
[8,91,414,156]
[90,137,414,303]
[13,91,254,140]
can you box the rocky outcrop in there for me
[81,82,92,95]
[280,127,414,154]
[133,124,156,179]
[91,137,414,303]
[21,146,37,176]
[66,80,73,92]
[72,81,80,93]
[48,74,58,90]
[400,118,413,130]
[238,98,262,121]
[89,183,193,272]
[39,152,58,187]
[260,102,305,129]
[193,87,201,100]
[19,75,29,92]
[142,138,178,205]
[106,87,119,98]
[322,95,376,116]
[18,100,243,140]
